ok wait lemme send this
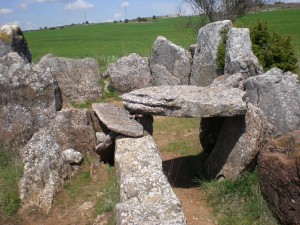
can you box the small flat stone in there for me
[92,103,143,137]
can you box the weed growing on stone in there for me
[198,170,278,225]
[0,147,23,222]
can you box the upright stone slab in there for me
[92,103,143,137]
[0,25,32,63]
[225,28,262,76]
[190,20,233,86]
[115,135,186,224]
[245,68,300,136]
[150,36,191,85]
[122,85,247,117]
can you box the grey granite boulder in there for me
[0,25,32,63]
[245,68,300,136]
[210,73,245,90]
[150,36,191,85]
[115,135,186,224]
[39,54,102,104]
[205,104,274,179]
[0,53,58,148]
[225,28,262,77]
[92,103,143,137]
[19,130,71,213]
[122,85,247,117]
[63,148,83,164]
[105,53,151,93]
[190,20,233,86]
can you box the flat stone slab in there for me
[122,85,247,117]
[115,135,186,224]
[92,103,143,137]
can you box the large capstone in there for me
[150,36,191,85]
[190,20,233,86]
[122,85,247,117]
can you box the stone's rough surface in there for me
[0,25,32,63]
[106,53,151,93]
[205,104,274,179]
[259,130,300,225]
[19,130,70,213]
[245,68,300,136]
[122,85,247,117]
[63,148,83,164]
[92,103,144,137]
[0,53,57,147]
[225,28,262,76]
[211,73,245,90]
[48,108,97,153]
[39,54,102,104]
[190,20,233,86]
[115,135,186,225]
[150,36,191,85]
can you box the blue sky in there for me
[0,0,299,30]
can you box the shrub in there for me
[216,29,228,74]
[250,21,298,72]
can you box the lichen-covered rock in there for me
[210,73,245,90]
[190,20,233,86]
[205,104,274,179]
[19,130,71,213]
[0,53,58,148]
[92,103,143,137]
[150,36,191,85]
[105,53,151,93]
[0,25,32,63]
[39,54,102,104]
[225,28,262,76]
[63,148,83,164]
[115,135,186,224]
[245,68,300,136]
[122,85,247,117]
[258,130,300,225]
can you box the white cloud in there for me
[6,21,20,26]
[18,3,28,10]
[121,2,130,8]
[65,0,94,11]
[31,0,62,3]
[0,8,13,15]
[114,12,124,19]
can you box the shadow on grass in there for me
[162,151,212,189]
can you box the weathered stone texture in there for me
[19,130,71,213]
[150,36,191,85]
[0,25,32,63]
[225,28,262,76]
[205,104,274,179]
[106,53,151,93]
[92,103,143,137]
[245,68,300,136]
[258,130,300,225]
[39,54,102,103]
[190,20,233,86]
[122,85,247,117]
[115,135,186,224]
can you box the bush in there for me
[250,21,298,72]
[216,29,228,74]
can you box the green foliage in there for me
[250,21,298,72]
[216,29,228,73]
[0,148,23,221]
[199,170,278,225]
[94,167,119,215]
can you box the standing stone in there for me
[105,53,151,93]
[115,135,186,224]
[150,36,191,85]
[39,54,102,104]
[190,20,233,86]
[19,130,71,213]
[258,130,300,225]
[245,68,300,136]
[224,28,262,77]
[205,104,274,179]
[0,25,32,63]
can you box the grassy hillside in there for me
[24,17,196,63]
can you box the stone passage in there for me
[115,135,186,225]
